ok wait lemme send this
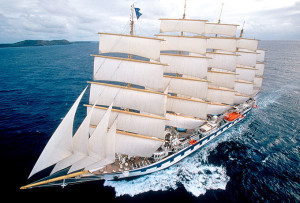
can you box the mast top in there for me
[239,21,245,38]
[218,2,224,24]
[130,4,135,36]
[183,0,187,19]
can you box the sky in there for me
[0,0,299,43]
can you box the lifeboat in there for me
[189,139,197,145]
[224,112,241,121]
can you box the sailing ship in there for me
[21,2,266,189]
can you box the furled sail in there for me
[205,23,238,37]
[237,38,259,51]
[160,53,208,78]
[93,55,165,91]
[159,18,206,34]
[68,104,113,174]
[206,37,237,52]
[163,75,208,99]
[98,33,162,61]
[206,52,237,72]
[157,35,207,55]
[89,82,166,116]
[28,86,88,178]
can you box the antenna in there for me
[218,2,224,24]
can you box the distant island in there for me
[0,40,72,48]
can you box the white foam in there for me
[104,142,230,197]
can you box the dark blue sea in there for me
[0,41,299,202]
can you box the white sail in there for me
[28,86,88,178]
[116,132,163,157]
[167,96,207,119]
[234,81,254,95]
[207,88,235,105]
[93,55,164,91]
[255,63,265,76]
[87,106,166,139]
[234,94,250,104]
[207,103,231,115]
[85,119,117,171]
[205,23,238,37]
[160,53,208,78]
[237,38,258,51]
[206,52,237,72]
[256,49,266,62]
[50,101,97,175]
[157,35,207,55]
[160,18,206,34]
[89,82,166,116]
[254,77,263,88]
[68,104,113,173]
[236,67,256,82]
[206,37,237,52]
[207,70,236,89]
[163,76,208,99]
[236,51,258,67]
[166,113,205,129]
[98,33,162,61]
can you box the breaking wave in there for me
[104,136,232,197]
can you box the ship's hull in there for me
[28,104,253,188]
[79,105,253,183]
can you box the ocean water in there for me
[0,41,299,202]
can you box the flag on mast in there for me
[135,7,142,19]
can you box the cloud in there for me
[0,0,299,43]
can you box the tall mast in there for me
[179,0,187,55]
[129,4,135,59]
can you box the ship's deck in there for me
[92,129,195,175]
[92,156,155,175]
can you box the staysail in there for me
[68,103,113,173]
[28,86,88,178]
[50,101,97,175]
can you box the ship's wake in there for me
[104,137,232,197]
[104,160,229,197]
